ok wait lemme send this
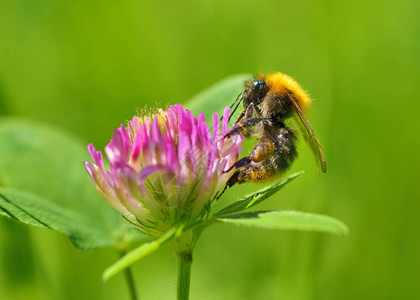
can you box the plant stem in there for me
[119,251,139,300]
[177,251,193,300]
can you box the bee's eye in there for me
[253,80,265,89]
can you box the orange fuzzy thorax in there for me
[266,72,311,111]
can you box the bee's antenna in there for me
[230,91,243,109]
[229,91,244,120]
[220,91,244,123]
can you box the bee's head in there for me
[243,79,269,107]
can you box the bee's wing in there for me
[291,99,327,173]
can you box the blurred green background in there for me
[1,0,419,299]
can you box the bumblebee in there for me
[220,72,326,193]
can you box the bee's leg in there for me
[224,157,252,172]
[216,171,242,200]
[249,139,275,162]
[229,105,251,127]
[224,139,275,173]
[225,117,265,138]
[241,160,277,182]
[249,103,263,118]
[235,112,245,123]
[226,102,265,136]
[218,158,277,198]
[243,102,263,120]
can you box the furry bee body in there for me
[221,72,326,192]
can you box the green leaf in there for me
[0,118,145,250]
[103,227,177,281]
[0,118,104,211]
[0,188,115,249]
[215,171,303,216]
[217,210,349,236]
[185,74,251,121]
